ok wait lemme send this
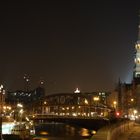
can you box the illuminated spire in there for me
[138,10,140,41]
[134,12,140,78]
[74,88,80,93]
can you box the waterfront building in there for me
[110,13,140,118]
[107,80,136,118]
[5,87,45,108]
[133,12,140,112]
[32,92,112,118]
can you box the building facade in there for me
[5,87,45,108]
[32,92,113,118]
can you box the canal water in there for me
[33,122,96,140]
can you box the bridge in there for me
[30,114,136,140]
[28,92,115,130]
[30,114,112,130]
[31,92,114,119]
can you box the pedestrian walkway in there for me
[117,123,140,140]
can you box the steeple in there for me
[138,10,140,41]
[134,11,140,78]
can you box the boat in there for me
[11,122,30,139]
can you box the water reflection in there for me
[33,122,95,140]
[80,128,90,137]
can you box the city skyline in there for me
[0,1,140,93]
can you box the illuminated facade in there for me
[33,92,112,118]
[133,12,140,112]
[134,12,140,77]
[5,87,45,106]
[134,42,140,77]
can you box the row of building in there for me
[1,14,140,120]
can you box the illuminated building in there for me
[109,80,135,117]
[134,12,140,78]
[5,87,45,107]
[112,12,140,117]
[33,92,112,118]
[133,12,140,112]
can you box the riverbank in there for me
[117,123,140,140]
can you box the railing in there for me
[29,114,109,120]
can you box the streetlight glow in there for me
[17,103,23,108]
[93,97,99,101]
[113,101,117,105]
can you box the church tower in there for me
[133,12,140,112]
[134,12,140,78]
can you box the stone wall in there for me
[93,121,134,140]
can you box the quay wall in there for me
[93,120,134,140]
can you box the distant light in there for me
[0,85,3,89]
[17,103,23,108]
[134,110,138,114]
[26,117,29,121]
[19,109,23,114]
[72,106,75,109]
[44,101,47,104]
[40,131,49,135]
[74,88,80,93]
[3,90,5,94]
[40,81,44,85]
[72,113,77,116]
[113,101,117,105]
[84,99,88,104]
[93,97,99,101]
[116,112,120,117]
[91,130,96,135]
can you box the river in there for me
[33,122,96,140]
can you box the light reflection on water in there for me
[33,122,95,140]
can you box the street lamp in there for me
[134,109,138,115]
[17,103,23,108]
[84,99,88,105]
[93,97,99,101]
[113,101,117,109]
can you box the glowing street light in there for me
[93,97,99,101]
[84,99,88,105]
[113,101,117,105]
[113,101,117,109]
[134,110,138,115]
[44,101,47,105]
[17,103,23,108]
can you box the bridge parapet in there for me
[29,114,110,130]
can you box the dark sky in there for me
[0,1,140,93]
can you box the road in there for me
[117,123,140,140]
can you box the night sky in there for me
[0,1,140,93]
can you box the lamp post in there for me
[113,101,117,109]
[0,85,5,140]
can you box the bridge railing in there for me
[29,113,110,120]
